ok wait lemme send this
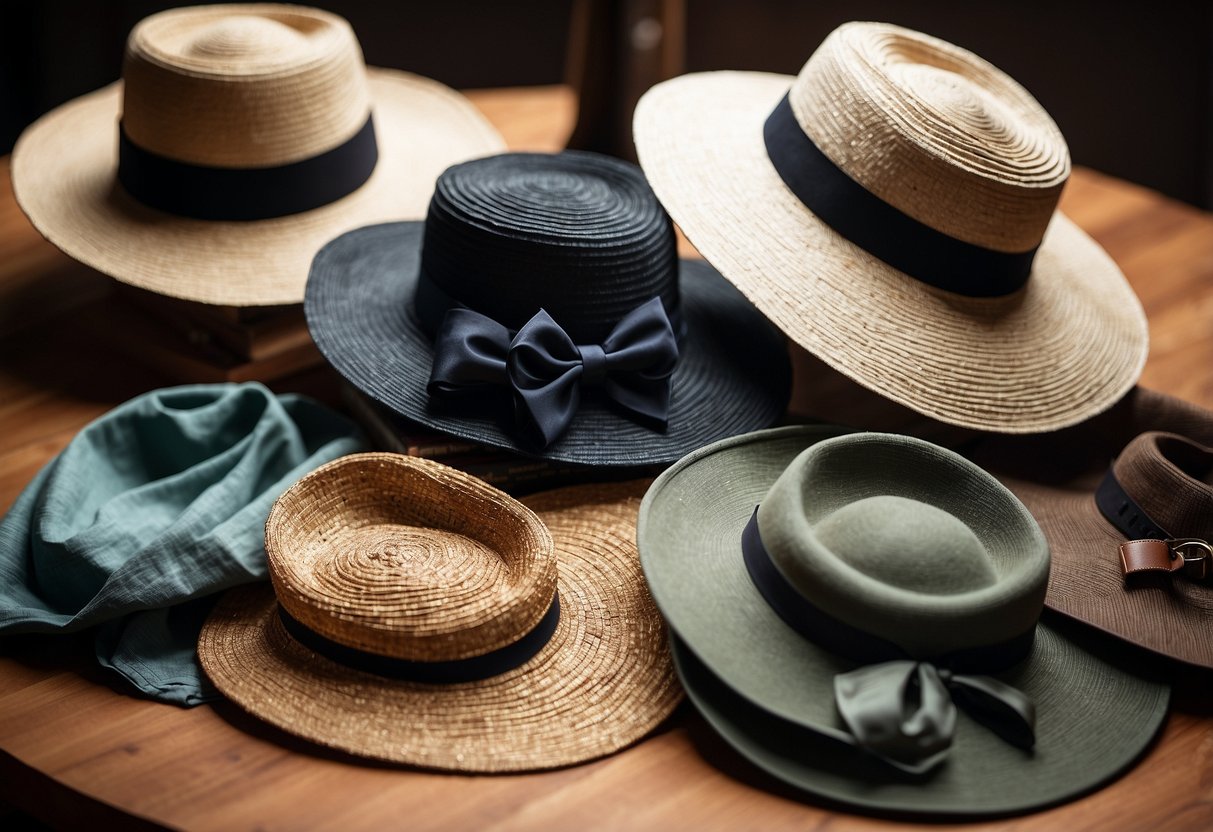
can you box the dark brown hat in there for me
[973,387,1213,668]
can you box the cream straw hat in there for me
[11,4,504,306]
[634,21,1148,433]
[199,454,681,771]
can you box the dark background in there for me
[2,0,1210,207]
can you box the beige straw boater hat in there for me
[198,453,681,771]
[633,21,1148,433]
[11,4,504,307]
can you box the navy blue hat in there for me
[305,151,790,465]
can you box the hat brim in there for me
[1007,482,1213,668]
[198,479,682,772]
[637,425,1168,816]
[11,69,505,307]
[633,72,1148,433]
[972,389,1213,669]
[304,222,791,465]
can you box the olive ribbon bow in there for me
[427,297,679,448]
[834,660,1036,774]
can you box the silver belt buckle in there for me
[1169,539,1212,581]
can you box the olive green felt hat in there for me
[638,427,1169,817]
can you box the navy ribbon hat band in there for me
[117,114,379,221]
[740,507,1034,673]
[1095,467,1172,541]
[412,270,687,342]
[762,94,1036,297]
[740,506,1035,773]
[278,594,561,684]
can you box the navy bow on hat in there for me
[427,297,680,448]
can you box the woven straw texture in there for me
[11,5,504,307]
[633,22,1148,433]
[265,451,557,661]
[200,456,681,771]
[304,153,791,466]
[122,5,374,168]
[638,426,1168,816]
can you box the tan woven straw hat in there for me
[198,453,681,771]
[11,4,504,306]
[633,21,1148,433]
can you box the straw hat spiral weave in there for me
[11,4,504,306]
[634,21,1148,433]
[265,452,557,662]
[200,454,681,771]
[303,151,791,464]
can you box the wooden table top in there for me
[1,86,1211,831]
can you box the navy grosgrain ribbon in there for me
[117,114,378,220]
[412,271,687,341]
[741,507,1035,773]
[277,594,560,684]
[763,94,1037,297]
[1095,468,1172,541]
[427,297,679,449]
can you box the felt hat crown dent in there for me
[122,5,371,167]
[265,452,558,662]
[791,22,1069,253]
[636,424,1171,815]
[756,434,1049,657]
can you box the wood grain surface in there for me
[1,85,1211,831]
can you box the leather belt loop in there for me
[1120,538,1212,580]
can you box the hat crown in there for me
[266,453,557,662]
[757,433,1049,657]
[1115,432,1213,538]
[419,152,681,344]
[815,496,999,594]
[121,4,371,167]
[185,16,310,60]
[789,21,1069,254]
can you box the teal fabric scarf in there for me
[0,383,365,705]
